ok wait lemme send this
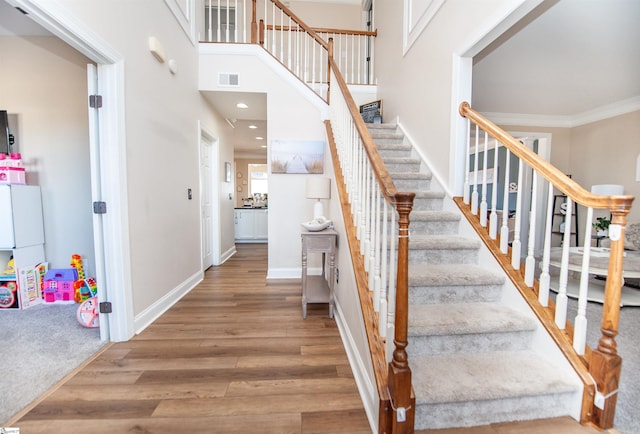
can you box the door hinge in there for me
[89,94,103,108]
[93,201,107,214]
[99,301,112,314]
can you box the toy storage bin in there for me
[0,167,26,184]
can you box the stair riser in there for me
[408,248,478,265]
[409,220,459,235]
[385,162,421,172]
[394,178,431,190]
[372,135,404,145]
[409,284,502,305]
[408,330,533,357]
[414,392,576,430]
[377,148,413,159]
[412,197,444,211]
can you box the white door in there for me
[200,135,214,270]
[87,64,109,341]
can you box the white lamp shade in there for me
[591,184,624,196]
[306,177,331,199]
[306,177,330,220]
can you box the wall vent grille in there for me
[218,73,239,87]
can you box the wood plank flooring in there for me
[12,244,371,433]
[10,243,612,433]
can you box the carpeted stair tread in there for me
[409,303,537,336]
[414,190,445,200]
[367,123,397,130]
[410,210,460,222]
[408,235,479,250]
[381,156,421,165]
[409,264,505,287]
[411,350,580,404]
[389,171,432,180]
[370,131,404,140]
[374,141,411,149]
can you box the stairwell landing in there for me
[367,123,582,430]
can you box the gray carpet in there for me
[0,303,105,424]
[565,298,640,433]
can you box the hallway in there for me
[11,244,371,433]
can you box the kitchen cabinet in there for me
[234,208,268,243]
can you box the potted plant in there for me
[593,216,611,237]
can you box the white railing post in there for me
[524,170,538,286]
[489,140,499,239]
[511,160,523,269]
[500,149,511,254]
[538,182,554,307]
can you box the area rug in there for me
[550,276,640,307]
[0,302,105,424]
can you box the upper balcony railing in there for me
[202,0,377,102]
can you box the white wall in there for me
[374,0,530,193]
[53,0,231,318]
[199,45,328,277]
[0,36,96,276]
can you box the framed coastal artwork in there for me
[270,139,324,174]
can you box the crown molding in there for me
[481,96,640,128]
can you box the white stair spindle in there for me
[538,182,554,307]
[554,196,573,329]
[500,149,511,254]
[511,159,523,269]
[524,170,538,286]
[480,130,489,227]
[489,140,499,239]
[463,118,471,204]
[573,207,594,355]
[471,124,479,215]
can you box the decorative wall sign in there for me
[360,100,382,123]
[270,140,324,174]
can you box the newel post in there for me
[251,0,257,44]
[387,192,415,433]
[590,208,627,429]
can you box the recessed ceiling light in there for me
[248,125,257,129]
[236,102,248,109]
[256,136,264,140]
[261,145,267,148]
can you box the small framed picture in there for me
[224,162,231,183]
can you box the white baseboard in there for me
[134,270,203,334]
[267,267,300,279]
[218,245,237,265]
[334,301,379,433]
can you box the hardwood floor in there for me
[12,244,370,433]
[10,243,612,433]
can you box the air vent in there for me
[218,73,239,87]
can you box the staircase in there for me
[368,123,582,430]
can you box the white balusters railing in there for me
[459,101,633,429]
[201,1,377,100]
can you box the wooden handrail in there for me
[265,24,377,37]
[268,0,329,50]
[328,37,415,433]
[327,54,398,202]
[459,102,634,212]
[459,101,634,429]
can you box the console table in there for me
[301,227,337,319]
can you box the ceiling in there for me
[1,0,638,148]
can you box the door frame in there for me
[10,0,135,341]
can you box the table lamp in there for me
[306,177,331,220]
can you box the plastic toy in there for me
[76,296,99,328]
[73,277,98,303]
[2,257,15,277]
[0,281,17,308]
[43,269,78,303]
[70,254,85,281]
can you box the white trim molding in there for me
[164,0,196,45]
[402,0,445,55]
[481,96,640,128]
